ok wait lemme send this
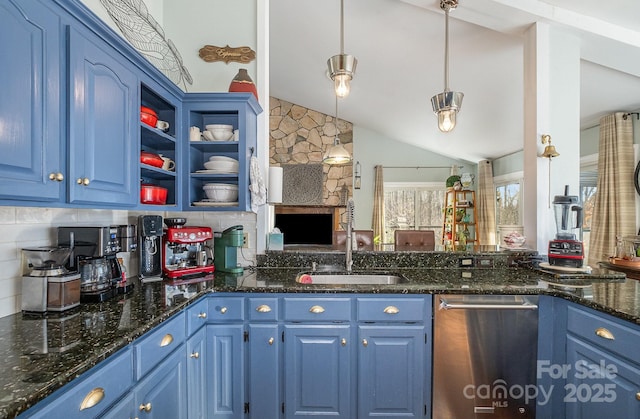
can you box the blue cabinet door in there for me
[357,325,426,418]
[187,327,208,419]
[284,324,352,419]
[206,324,245,419]
[67,26,138,206]
[133,346,187,419]
[565,335,640,418]
[248,324,282,418]
[0,0,63,201]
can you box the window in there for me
[494,174,523,245]
[383,182,445,247]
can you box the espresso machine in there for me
[21,246,81,313]
[162,218,214,279]
[548,185,584,268]
[139,215,164,282]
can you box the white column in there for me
[523,22,581,252]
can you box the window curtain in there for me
[372,165,385,243]
[588,112,635,266]
[476,160,496,245]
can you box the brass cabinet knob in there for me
[220,307,228,314]
[341,338,347,346]
[139,402,152,412]
[49,172,64,182]
[383,306,400,314]
[309,305,325,314]
[362,339,368,347]
[636,392,640,401]
[80,387,104,410]
[595,327,615,340]
[197,312,207,319]
[268,337,274,345]
[256,304,272,313]
[160,334,173,347]
[190,352,200,359]
[76,177,90,186]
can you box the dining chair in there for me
[394,230,436,251]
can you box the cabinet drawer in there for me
[134,312,186,379]
[283,297,352,322]
[247,297,279,321]
[208,296,245,322]
[23,347,133,418]
[186,297,209,335]
[357,297,427,322]
[567,304,640,361]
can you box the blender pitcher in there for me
[552,185,583,240]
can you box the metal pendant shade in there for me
[327,0,357,98]
[431,0,464,132]
[323,97,352,165]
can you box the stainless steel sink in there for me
[295,272,406,285]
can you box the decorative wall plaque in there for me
[199,45,256,64]
[282,164,323,205]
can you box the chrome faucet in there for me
[346,198,354,273]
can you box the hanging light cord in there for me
[335,95,340,140]
[443,6,450,92]
[340,0,345,55]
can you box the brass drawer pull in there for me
[76,177,90,186]
[362,339,368,347]
[636,392,640,401]
[139,402,152,412]
[383,305,400,314]
[268,337,274,345]
[309,305,325,314]
[595,327,615,340]
[49,172,64,182]
[256,304,272,313]
[190,352,200,359]
[341,338,347,346]
[220,306,228,314]
[80,387,104,410]
[197,312,207,319]
[160,334,173,347]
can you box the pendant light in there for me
[431,0,464,133]
[327,0,357,98]
[323,97,352,165]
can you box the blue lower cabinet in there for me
[206,324,245,418]
[284,324,352,419]
[133,346,187,418]
[248,324,282,418]
[187,327,208,419]
[357,325,426,418]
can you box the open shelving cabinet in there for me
[442,189,478,250]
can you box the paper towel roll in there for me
[268,166,283,203]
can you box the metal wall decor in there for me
[99,0,193,89]
[199,45,256,64]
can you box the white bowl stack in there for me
[203,156,239,173]
[205,124,233,141]
[203,183,238,202]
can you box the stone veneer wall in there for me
[269,97,353,206]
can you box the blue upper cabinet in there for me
[67,25,138,206]
[0,0,63,201]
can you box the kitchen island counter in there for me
[1,258,637,417]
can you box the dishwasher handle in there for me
[439,297,538,310]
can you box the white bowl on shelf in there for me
[203,159,239,172]
[203,183,238,202]
[205,124,233,131]
[206,128,233,141]
[208,155,238,162]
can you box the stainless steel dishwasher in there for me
[433,294,539,418]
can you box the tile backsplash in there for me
[0,207,256,318]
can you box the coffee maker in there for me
[162,218,214,279]
[548,185,584,268]
[57,226,132,302]
[214,225,244,273]
[139,215,164,282]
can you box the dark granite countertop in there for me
[2,252,639,418]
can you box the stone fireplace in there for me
[269,97,353,245]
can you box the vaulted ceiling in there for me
[270,0,640,163]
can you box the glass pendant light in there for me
[431,0,464,133]
[323,97,352,165]
[327,0,357,98]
